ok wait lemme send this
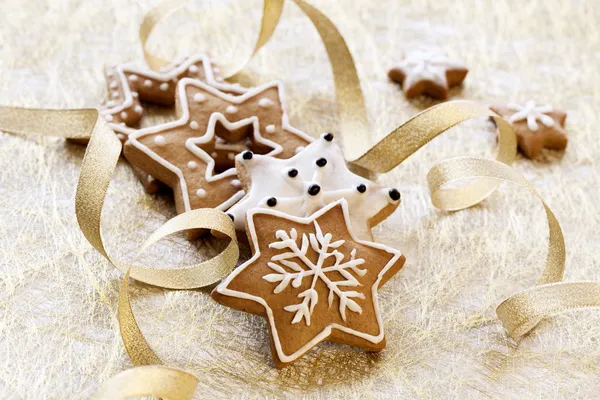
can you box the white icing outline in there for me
[102,53,247,123]
[185,113,282,183]
[216,199,403,364]
[398,50,466,90]
[125,77,314,212]
[508,100,555,131]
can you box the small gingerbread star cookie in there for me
[388,50,468,100]
[228,133,401,241]
[212,199,406,367]
[491,101,568,159]
[123,77,314,220]
[101,54,246,133]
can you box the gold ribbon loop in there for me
[497,282,600,339]
[119,270,163,366]
[427,157,565,285]
[140,0,190,71]
[92,365,198,400]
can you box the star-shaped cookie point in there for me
[491,101,568,159]
[212,199,406,367]
[388,50,468,100]
[228,133,401,241]
[101,53,247,140]
[123,77,313,221]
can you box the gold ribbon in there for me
[92,365,198,400]
[2,0,599,396]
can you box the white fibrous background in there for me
[1,0,599,398]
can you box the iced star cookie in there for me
[101,54,246,133]
[228,133,401,241]
[388,50,468,100]
[491,101,568,159]
[212,199,406,367]
[123,77,314,219]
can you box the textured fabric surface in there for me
[1,0,600,398]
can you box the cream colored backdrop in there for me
[1,0,600,398]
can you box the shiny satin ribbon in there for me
[0,106,239,290]
[92,365,198,400]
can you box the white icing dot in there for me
[196,189,207,197]
[128,74,138,82]
[147,175,155,183]
[144,80,153,88]
[104,114,113,122]
[189,65,199,73]
[295,146,305,153]
[226,105,238,114]
[258,98,274,108]
[160,82,169,91]
[106,71,114,77]
[132,92,139,98]
[120,111,128,119]
[227,152,235,160]
[193,93,206,103]
[188,161,198,169]
[190,121,199,130]
[117,133,125,140]
[109,81,118,89]
[134,105,143,115]
[154,135,166,145]
[265,124,275,133]
[107,100,116,107]
[211,152,218,158]
[231,179,241,188]
[111,91,119,98]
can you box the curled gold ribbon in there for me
[0,107,239,289]
[92,365,198,400]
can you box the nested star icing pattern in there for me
[491,101,568,159]
[123,77,314,217]
[388,50,468,99]
[228,133,401,241]
[212,199,406,367]
[101,53,246,139]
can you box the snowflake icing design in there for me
[508,100,555,131]
[262,221,367,326]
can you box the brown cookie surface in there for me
[491,101,568,159]
[212,199,406,367]
[123,77,313,229]
[388,50,468,99]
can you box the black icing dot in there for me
[316,158,327,167]
[357,184,367,193]
[287,168,298,178]
[227,213,235,221]
[267,197,277,207]
[324,132,334,141]
[242,151,253,160]
[308,184,321,196]
[389,188,401,201]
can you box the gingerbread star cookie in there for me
[212,199,406,367]
[101,53,246,135]
[228,133,401,241]
[123,77,314,219]
[491,101,568,159]
[388,50,468,99]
